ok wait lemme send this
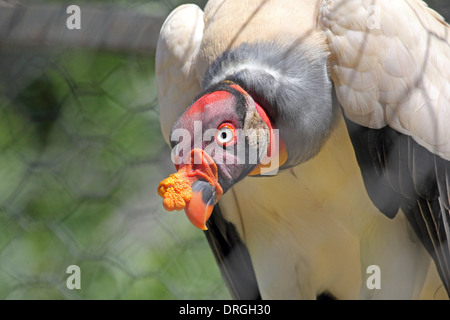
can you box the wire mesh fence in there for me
[1,0,450,300]
[0,0,229,299]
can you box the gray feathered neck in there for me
[202,41,339,168]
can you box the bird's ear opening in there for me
[224,82,288,176]
[246,100,288,176]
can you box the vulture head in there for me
[158,80,285,230]
[158,42,337,230]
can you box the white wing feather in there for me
[156,4,204,144]
[319,0,450,161]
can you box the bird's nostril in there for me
[192,163,203,172]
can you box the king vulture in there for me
[155,0,450,299]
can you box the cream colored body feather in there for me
[156,0,449,299]
[222,115,443,299]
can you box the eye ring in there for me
[216,123,236,147]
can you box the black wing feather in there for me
[344,117,450,296]
[204,204,261,300]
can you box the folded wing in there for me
[319,0,450,295]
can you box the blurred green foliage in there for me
[0,43,227,299]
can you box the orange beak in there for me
[158,149,223,230]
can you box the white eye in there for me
[216,124,236,146]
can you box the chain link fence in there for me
[1,0,449,300]
[0,0,229,299]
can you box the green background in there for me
[0,0,229,299]
[0,0,449,299]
